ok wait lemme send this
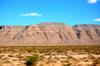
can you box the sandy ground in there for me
[0,51,100,66]
[0,46,100,66]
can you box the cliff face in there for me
[0,23,100,46]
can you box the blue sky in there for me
[0,0,100,26]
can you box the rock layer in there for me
[0,23,100,46]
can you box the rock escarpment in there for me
[0,23,100,46]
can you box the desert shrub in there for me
[93,58,100,65]
[25,53,39,66]
[63,63,71,66]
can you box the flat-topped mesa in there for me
[0,23,100,46]
[38,22,66,27]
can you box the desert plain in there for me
[0,46,100,66]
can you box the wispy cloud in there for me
[87,0,97,4]
[94,18,100,21]
[20,12,42,16]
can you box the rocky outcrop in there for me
[73,24,100,45]
[0,23,100,46]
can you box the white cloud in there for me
[20,12,42,16]
[94,18,100,21]
[87,0,97,4]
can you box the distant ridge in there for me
[0,22,100,46]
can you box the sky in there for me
[0,0,100,26]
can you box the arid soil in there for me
[0,46,100,66]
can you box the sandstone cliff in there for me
[0,23,100,46]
